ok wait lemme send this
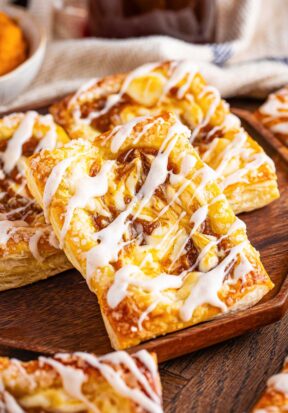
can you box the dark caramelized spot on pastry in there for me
[200,219,217,237]
[90,94,134,133]
[92,214,111,231]
[22,136,39,157]
[133,218,160,236]
[117,148,138,164]
[0,192,42,223]
[0,136,39,159]
[161,238,199,274]
[0,139,7,151]
[154,185,168,204]
[89,161,100,177]
[80,98,108,118]
[9,166,23,184]
[184,238,198,267]
[124,195,132,204]
[218,237,233,254]
[192,124,224,145]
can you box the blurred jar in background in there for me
[89,0,216,43]
[53,0,88,39]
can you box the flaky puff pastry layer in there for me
[0,112,72,291]
[0,350,162,413]
[255,86,288,146]
[252,357,288,413]
[50,60,279,214]
[26,113,273,350]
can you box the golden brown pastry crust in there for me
[0,112,72,291]
[26,112,273,350]
[252,357,288,412]
[0,350,162,413]
[255,86,288,147]
[50,60,279,214]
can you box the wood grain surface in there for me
[0,99,288,412]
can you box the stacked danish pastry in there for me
[0,61,282,412]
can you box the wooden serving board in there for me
[0,100,287,363]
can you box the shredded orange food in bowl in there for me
[0,12,27,76]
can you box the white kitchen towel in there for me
[1,0,288,111]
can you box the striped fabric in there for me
[1,0,288,111]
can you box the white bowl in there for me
[0,5,47,105]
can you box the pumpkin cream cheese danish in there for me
[0,111,72,291]
[26,113,273,349]
[51,60,279,214]
[0,350,162,413]
[252,357,288,413]
[255,85,288,146]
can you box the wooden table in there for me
[1,312,287,413]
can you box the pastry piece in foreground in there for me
[26,113,273,349]
[0,350,162,413]
[0,112,72,291]
[51,60,279,214]
[252,357,288,412]
[255,86,288,146]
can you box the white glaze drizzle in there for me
[1,111,37,174]
[168,204,209,270]
[0,113,62,258]
[138,299,160,331]
[11,359,36,391]
[75,351,162,413]
[133,117,165,145]
[214,130,247,176]
[259,89,288,134]
[110,116,149,153]
[107,265,183,310]
[161,61,198,99]
[0,220,28,245]
[48,231,60,249]
[39,356,99,413]
[86,207,131,280]
[43,157,75,222]
[180,242,247,321]
[170,154,197,185]
[232,253,253,283]
[135,350,159,383]
[219,152,274,190]
[190,86,221,143]
[60,160,115,245]
[134,121,188,217]
[3,391,25,413]
[35,115,58,152]
[28,229,44,261]
[68,78,98,108]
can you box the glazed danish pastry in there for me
[0,350,162,413]
[255,86,288,146]
[252,357,288,412]
[51,60,279,214]
[0,111,72,291]
[26,113,273,349]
